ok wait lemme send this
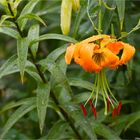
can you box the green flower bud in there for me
[72,0,80,12]
[61,0,72,35]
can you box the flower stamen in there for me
[80,104,87,117]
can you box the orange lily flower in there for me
[65,35,135,73]
[65,34,135,118]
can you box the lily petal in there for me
[120,43,135,65]
[65,44,75,64]
[81,34,110,44]
[106,42,124,55]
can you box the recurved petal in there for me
[106,42,124,55]
[65,44,75,64]
[81,34,110,44]
[119,43,135,65]
[103,48,119,68]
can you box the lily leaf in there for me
[18,0,40,30]
[36,82,51,134]
[17,13,46,27]
[0,27,20,39]
[28,24,40,58]
[0,103,36,139]
[17,37,29,83]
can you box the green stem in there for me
[87,0,100,34]
[101,70,114,108]
[98,0,102,34]
[95,72,100,107]
[103,71,118,105]
[101,85,107,115]
[84,75,97,106]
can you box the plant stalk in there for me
[7,2,82,139]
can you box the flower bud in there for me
[72,0,80,12]
[61,0,72,35]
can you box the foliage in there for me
[0,0,140,139]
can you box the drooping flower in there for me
[65,34,135,118]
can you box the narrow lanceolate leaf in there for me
[25,64,42,83]
[124,111,140,131]
[0,15,14,26]
[94,123,121,139]
[61,0,72,35]
[14,0,23,9]
[30,33,77,47]
[17,37,29,83]
[28,24,40,58]
[18,0,40,30]
[0,55,18,79]
[0,103,36,139]
[17,13,46,27]
[36,82,51,134]
[0,97,36,113]
[39,44,67,72]
[115,0,125,31]
[68,77,93,91]
[0,27,20,39]
[63,104,97,139]
[46,120,69,139]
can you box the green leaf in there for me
[46,120,70,139]
[0,15,14,26]
[0,103,36,139]
[30,33,77,47]
[39,44,67,72]
[72,4,86,38]
[36,82,51,134]
[28,24,39,58]
[17,13,46,27]
[0,20,16,28]
[46,45,67,63]
[0,27,20,39]
[94,123,121,139]
[102,0,115,33]
[14,0,23,8]
[0,54,41,82]
[49,64,73,101]
[124,111,140,131]
[69,77,93,91]
[110,111,140,135]
[63,104,97,139]
[17,37,29,83]
[0,55,18,79]
[115,0,125,31]
[57,54,67,74]
[18,0,40,30]
[0,97,36,113]
[48,99,63,119]
[25,62,42,82]
[37,44,73,100]
[72,92,91,103]
[39,46,73,101]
